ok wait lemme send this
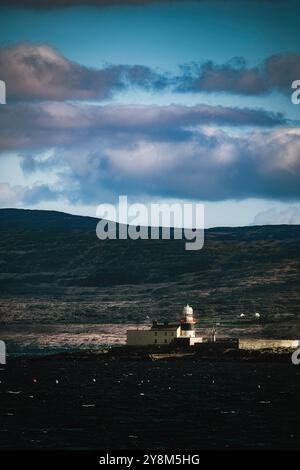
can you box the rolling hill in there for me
[0,208,299,337]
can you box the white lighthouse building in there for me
[126,304,202,346]
[180,304,196,338]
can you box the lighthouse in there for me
[180,304,196,338]
[126,304,202,346]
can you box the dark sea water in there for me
[1,355,300,449]
[1,322,300,449]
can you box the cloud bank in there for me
[177,54,300,95]
[0,0,174,7]
[1,43,299,101]
[0,0,284,8]
[0,101,299,204]
[0,41,299,209]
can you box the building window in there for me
[171,332,174,337]
[154,339,157,344]
[164,339,167,343]
[165,332,167,336]
[154,332,157,336]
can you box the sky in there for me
[0,0,300,227]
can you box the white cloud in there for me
[0,182,25,205]
[253,207,300,225]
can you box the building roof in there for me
[151,322,180,331]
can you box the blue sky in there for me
[0,0,300,226]
[2,2,300,68]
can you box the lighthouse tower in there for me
[180,304,196,338]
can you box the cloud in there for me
[0,43,166,101]
[86,127,300,202]
[0,182,58,206]
[0,0,165,7]
[176,54,300,95]
[0,182,25,205]
[0,0,284,8]
[1,43,299,101]
[0,101,285,153]
[22,183,60,204]
[253,207,300,225]
[0,101,299,204]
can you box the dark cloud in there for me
[0,101,299,204]
[89,127,300,202]
[0,43,166,101]
[1,43,299,100]
[15,127,300,205]
[177,54,300,95]
[0,0,173,7]
[0,101,285,152]
[0,0,284,8]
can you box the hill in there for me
[0,209,299,337]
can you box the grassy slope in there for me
[0,208,299,334]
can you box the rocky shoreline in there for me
[7,344,296,364]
